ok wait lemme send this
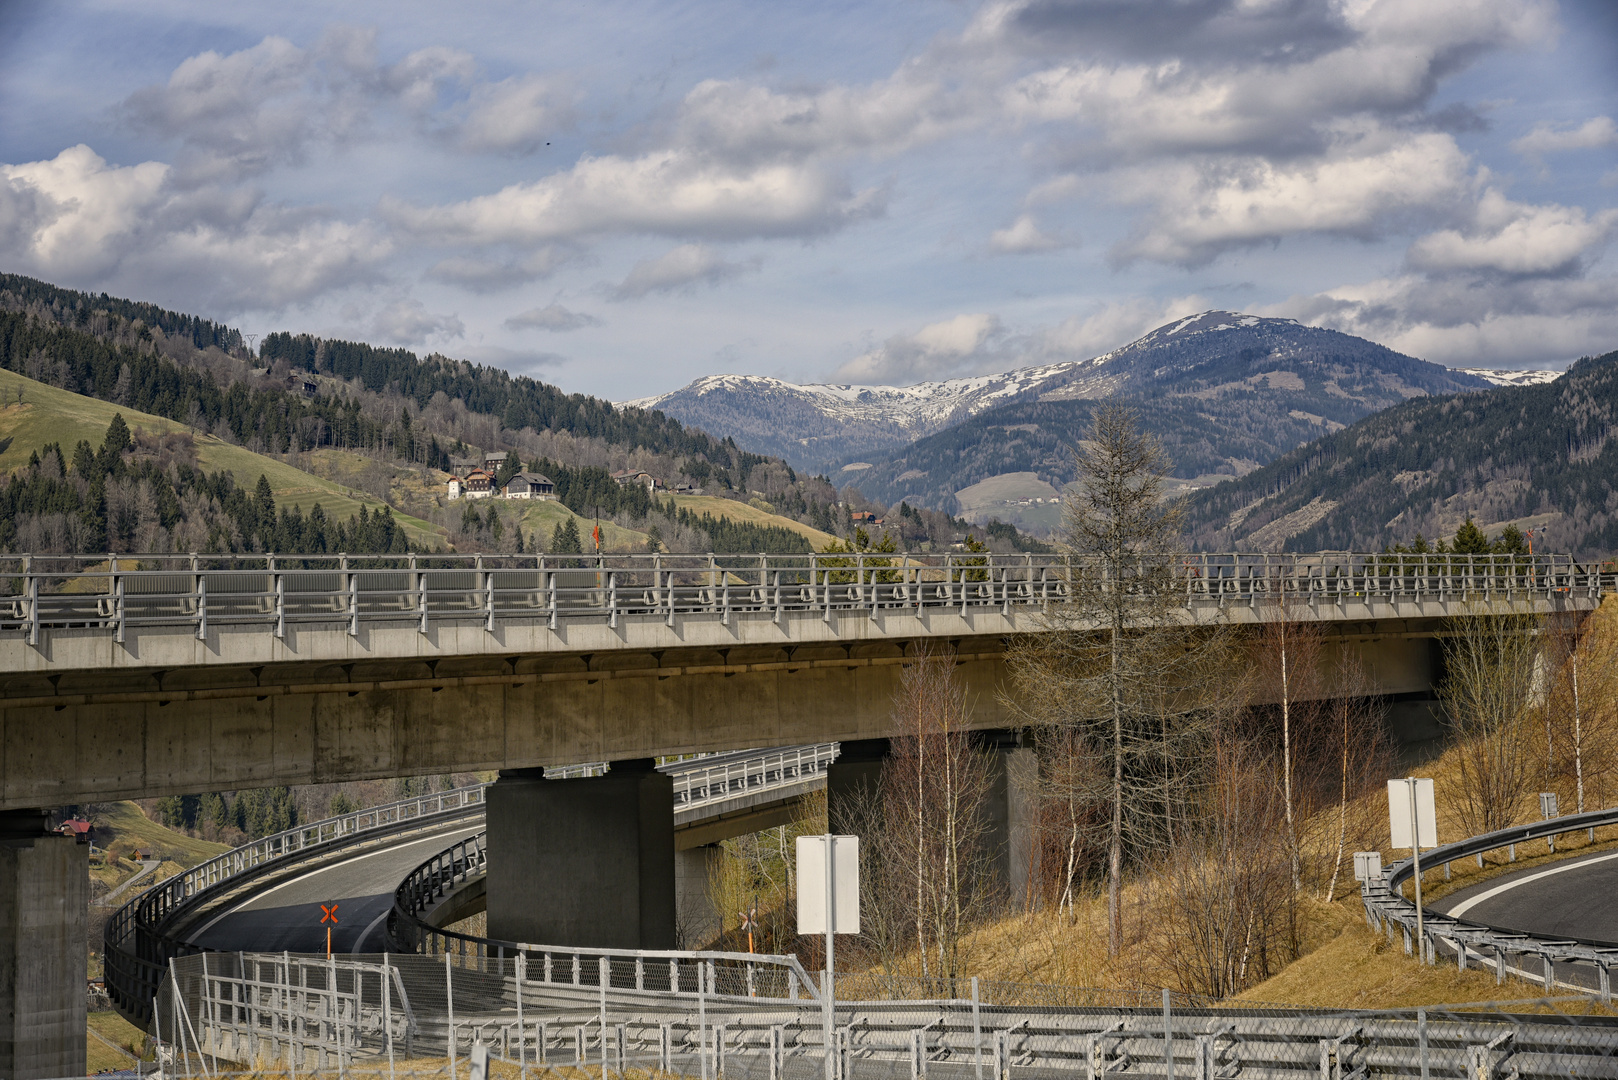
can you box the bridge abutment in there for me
[485,760,676,950]
[0,809,85,1080]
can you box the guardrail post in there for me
[413,554,427,636]
[112,555,126,644]
[194,554,207,641]
[271,554,285,639]
[24,555,38,646]
[482,554,495,633]
[343,554,357,637]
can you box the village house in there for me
[483,451,509,470]
[460,468,495,499]
[446,475,464,499]
[611,469,660,493]
[286,371,317,397]
[503,472,555,500]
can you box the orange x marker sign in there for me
[320,903,339,924]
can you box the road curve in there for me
[1435,846,1618,944]
[180,821,483,955]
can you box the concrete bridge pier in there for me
[484,760,676,950]
[827,733,1039,910]
[0,809,86,1080]
[674,845,723,948]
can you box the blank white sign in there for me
[796,835,860,935]
[1387,778,1437,849]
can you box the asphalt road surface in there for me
[1434,845,1618,944]
[181,821,483,955]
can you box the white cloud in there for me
[425,247,577,292]
[1030,294,1213,362]
[1407,191,1618,277]
[1263,274,1618,368]
[0,144,393,310]
[388,151,884,245]
[1511,116,1618,162]
[1117,130,1475,265]
[505,303,600,331]
[834,313,1005,384]
[988,213,1072,253]
[368,298,465,346]
[611,244,758,299]
[456,74,575,154]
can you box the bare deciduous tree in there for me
[1440,603,1541,836]
[835,644,998,988]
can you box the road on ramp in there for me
[181,821,483,955]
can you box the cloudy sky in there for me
[2,0,1615,399]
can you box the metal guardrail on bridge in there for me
[3,551,1605,642]
[104,744,838,1028]
[104,783,492,1025]
[1362,807,1618,998]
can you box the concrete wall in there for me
[0,813,86,1080]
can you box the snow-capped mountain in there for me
[1455,367,1564,388]
[623,312,1490,475]
[620,364,1083,469]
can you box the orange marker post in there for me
[320,903,339,955]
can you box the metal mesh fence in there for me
[155,951,1618,1080]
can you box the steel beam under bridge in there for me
[0,551,1604,810]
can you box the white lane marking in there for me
[191,825,477,938]
[354,906,394,954]
[1445,849,1618,920]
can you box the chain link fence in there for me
[150,950,1618,1080]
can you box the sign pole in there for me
[1408,778,1426,963]
[824,837,835,1080]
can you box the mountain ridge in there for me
[626,312,1499,479]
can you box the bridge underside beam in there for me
[0,636,1017,810]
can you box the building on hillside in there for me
[462,468,495,498]
[286,372,317,397]
[611,469,660,493]
[446,475,465,499]
[483,451,509,470]
[56,818,92,844]
[504,472,555,500]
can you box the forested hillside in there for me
[1181,348,1618,556]
[0,273,1047,555]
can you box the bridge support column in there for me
[675,845,722,948]
[827,734,1039,910]
[485,759,676,950]
[0,809,86,1080]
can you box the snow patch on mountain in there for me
[1452,367,1564,387]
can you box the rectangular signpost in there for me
[797,836,859,1080]
[1388,778,1436,962]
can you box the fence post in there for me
[1417,1008,1428,1080]
[446,949,457,1079]
[383,954,395,1080]
[972,976,983,1080]
[700,958,710,1080]
[515,952,526,1078]
[1163,988,1173,1080]
[600,957,609,1079]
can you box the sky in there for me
[1,0,1616,401]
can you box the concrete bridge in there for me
[0,549,1606,1079]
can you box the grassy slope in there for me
[669,494,839,548]
[0,371,444,546]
